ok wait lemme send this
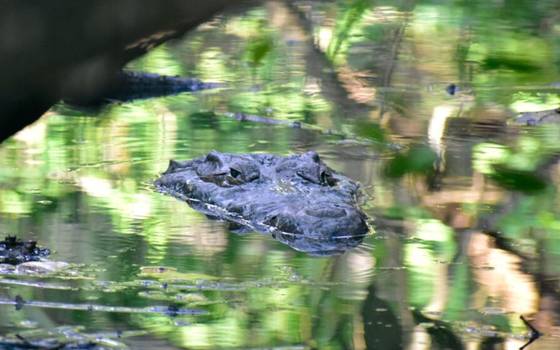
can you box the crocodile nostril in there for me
[264,215,278,226]
[226,202,244,215]
[264,215,299,234]
[309,151,320,163]
[320,170,338,186]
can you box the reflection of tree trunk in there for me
[279,0,372,115]
[378,21,407,123]
[533,232,560,337]
[362,284,403,350]
[362,233,414,348]
[378,0,415,123]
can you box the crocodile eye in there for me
[320,170,337,186]
[230,168,241,178]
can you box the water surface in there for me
[1,1,560,349]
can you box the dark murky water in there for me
[1,1,560,349]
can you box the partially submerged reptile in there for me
[64,70,219,105]
[514,108,560,125]
[155,151,370,255]
[0,236,50,265]
[103,71,219,102]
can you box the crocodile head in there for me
[155,151,370,255]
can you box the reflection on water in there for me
[1,0,560,349]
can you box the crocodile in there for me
[155,151,370,255]
[104,71,219,102]
[65,70,220,105]
[514,108,560,125]
[0,236,50,265]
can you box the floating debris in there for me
[0,295,207,316]
[0,326,144,350]
[0,277,76,290]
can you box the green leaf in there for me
[489,164,547,193]
[384,145,437,178]
[246,35,274,66]
[481,56,540,72]
[355,121,385,142]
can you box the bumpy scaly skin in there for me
[155,151,370,255]
[64,71,219,105]
[0,236,50,265]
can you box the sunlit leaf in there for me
[415,219,457,262]
[443,261,470,321]
[405,242,436,307]
[510,92,560,113]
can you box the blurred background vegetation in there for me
[1,0,560,349]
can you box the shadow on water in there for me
[0,0,237,142]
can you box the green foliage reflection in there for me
[1,0,560,349]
